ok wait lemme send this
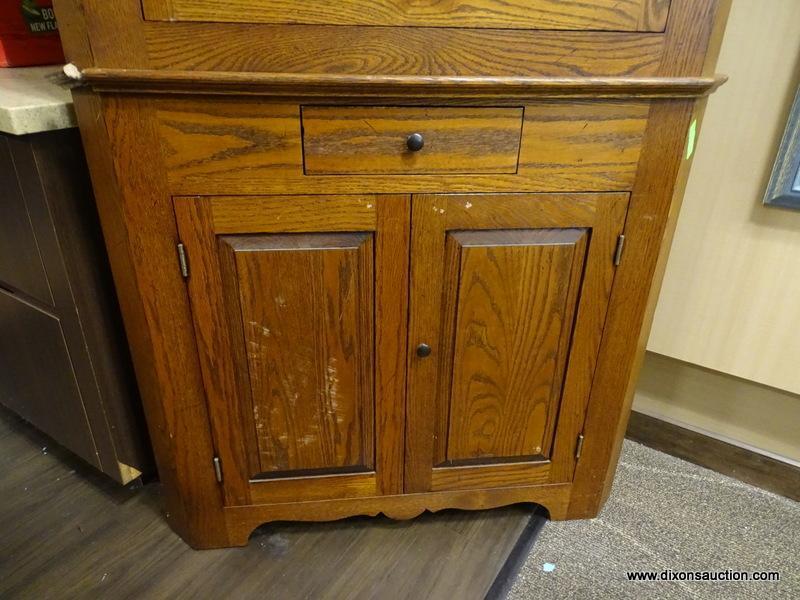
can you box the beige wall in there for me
[635,354,800,464]
[635,0,800,461]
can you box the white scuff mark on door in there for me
[248,320,272,337]
[325,357,339,410]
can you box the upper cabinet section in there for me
[54,0,728,93]
[140,0,671,32]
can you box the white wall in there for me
[647,0,800,393]
[635,0,800,461]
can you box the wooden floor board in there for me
[0,408,535,599]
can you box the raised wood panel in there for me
[444,229,588,464]
[144,24,666,78]
[302,107,523,175]
[157,99,647,194]
[141,0,670,32]
[222,233,374,478]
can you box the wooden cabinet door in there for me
[405,193,628,493]
[174,195,409,506]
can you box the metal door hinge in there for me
[177,242,189,278]
[575,433,585,460]
[213,456,223,483]
[613,234,626,266]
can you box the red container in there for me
[0,0,64,67]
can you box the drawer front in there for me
[157,99,648,194]
[302,107,524,176]
[142,0,670,32]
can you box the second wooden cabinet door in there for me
[175,192,626,506]
[405,193,628,493]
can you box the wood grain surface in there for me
[142,0,669,32]
[144,24,666,78]
[175,194,408,509]
[86,69,722,99]
[71,91,232,547]
[302,106,523,175]
[226,233,374,476]
[444,229,587,463]
[53,0,731,548]
[157,99,647,195]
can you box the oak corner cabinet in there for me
[53,0,731,548]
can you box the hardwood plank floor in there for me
[0,407,535,599]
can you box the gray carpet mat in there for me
[508,439,800,599]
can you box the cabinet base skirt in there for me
[179,483,582,549]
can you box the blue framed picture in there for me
[764,86,800,210]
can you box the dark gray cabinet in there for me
[0,128,150,483]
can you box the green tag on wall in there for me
[686,119,697,160]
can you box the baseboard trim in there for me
[626,411,800,501]
[633,405,800,468]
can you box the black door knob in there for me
[406,133,425,152]
[416,343,432,358]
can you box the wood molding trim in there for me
[79,69,726,99]
[627,411,800,502]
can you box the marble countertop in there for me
[0,66,76,135]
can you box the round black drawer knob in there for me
[406,133,425,152]
[416,343,432,358]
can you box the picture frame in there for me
[764,85,800,209]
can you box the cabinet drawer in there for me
[142,0,670,32]
[0,138,52,305]
[301,107,524,176]
[0,290,95,465]
[157,99,648,193]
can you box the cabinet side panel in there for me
[71,91,229,547]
